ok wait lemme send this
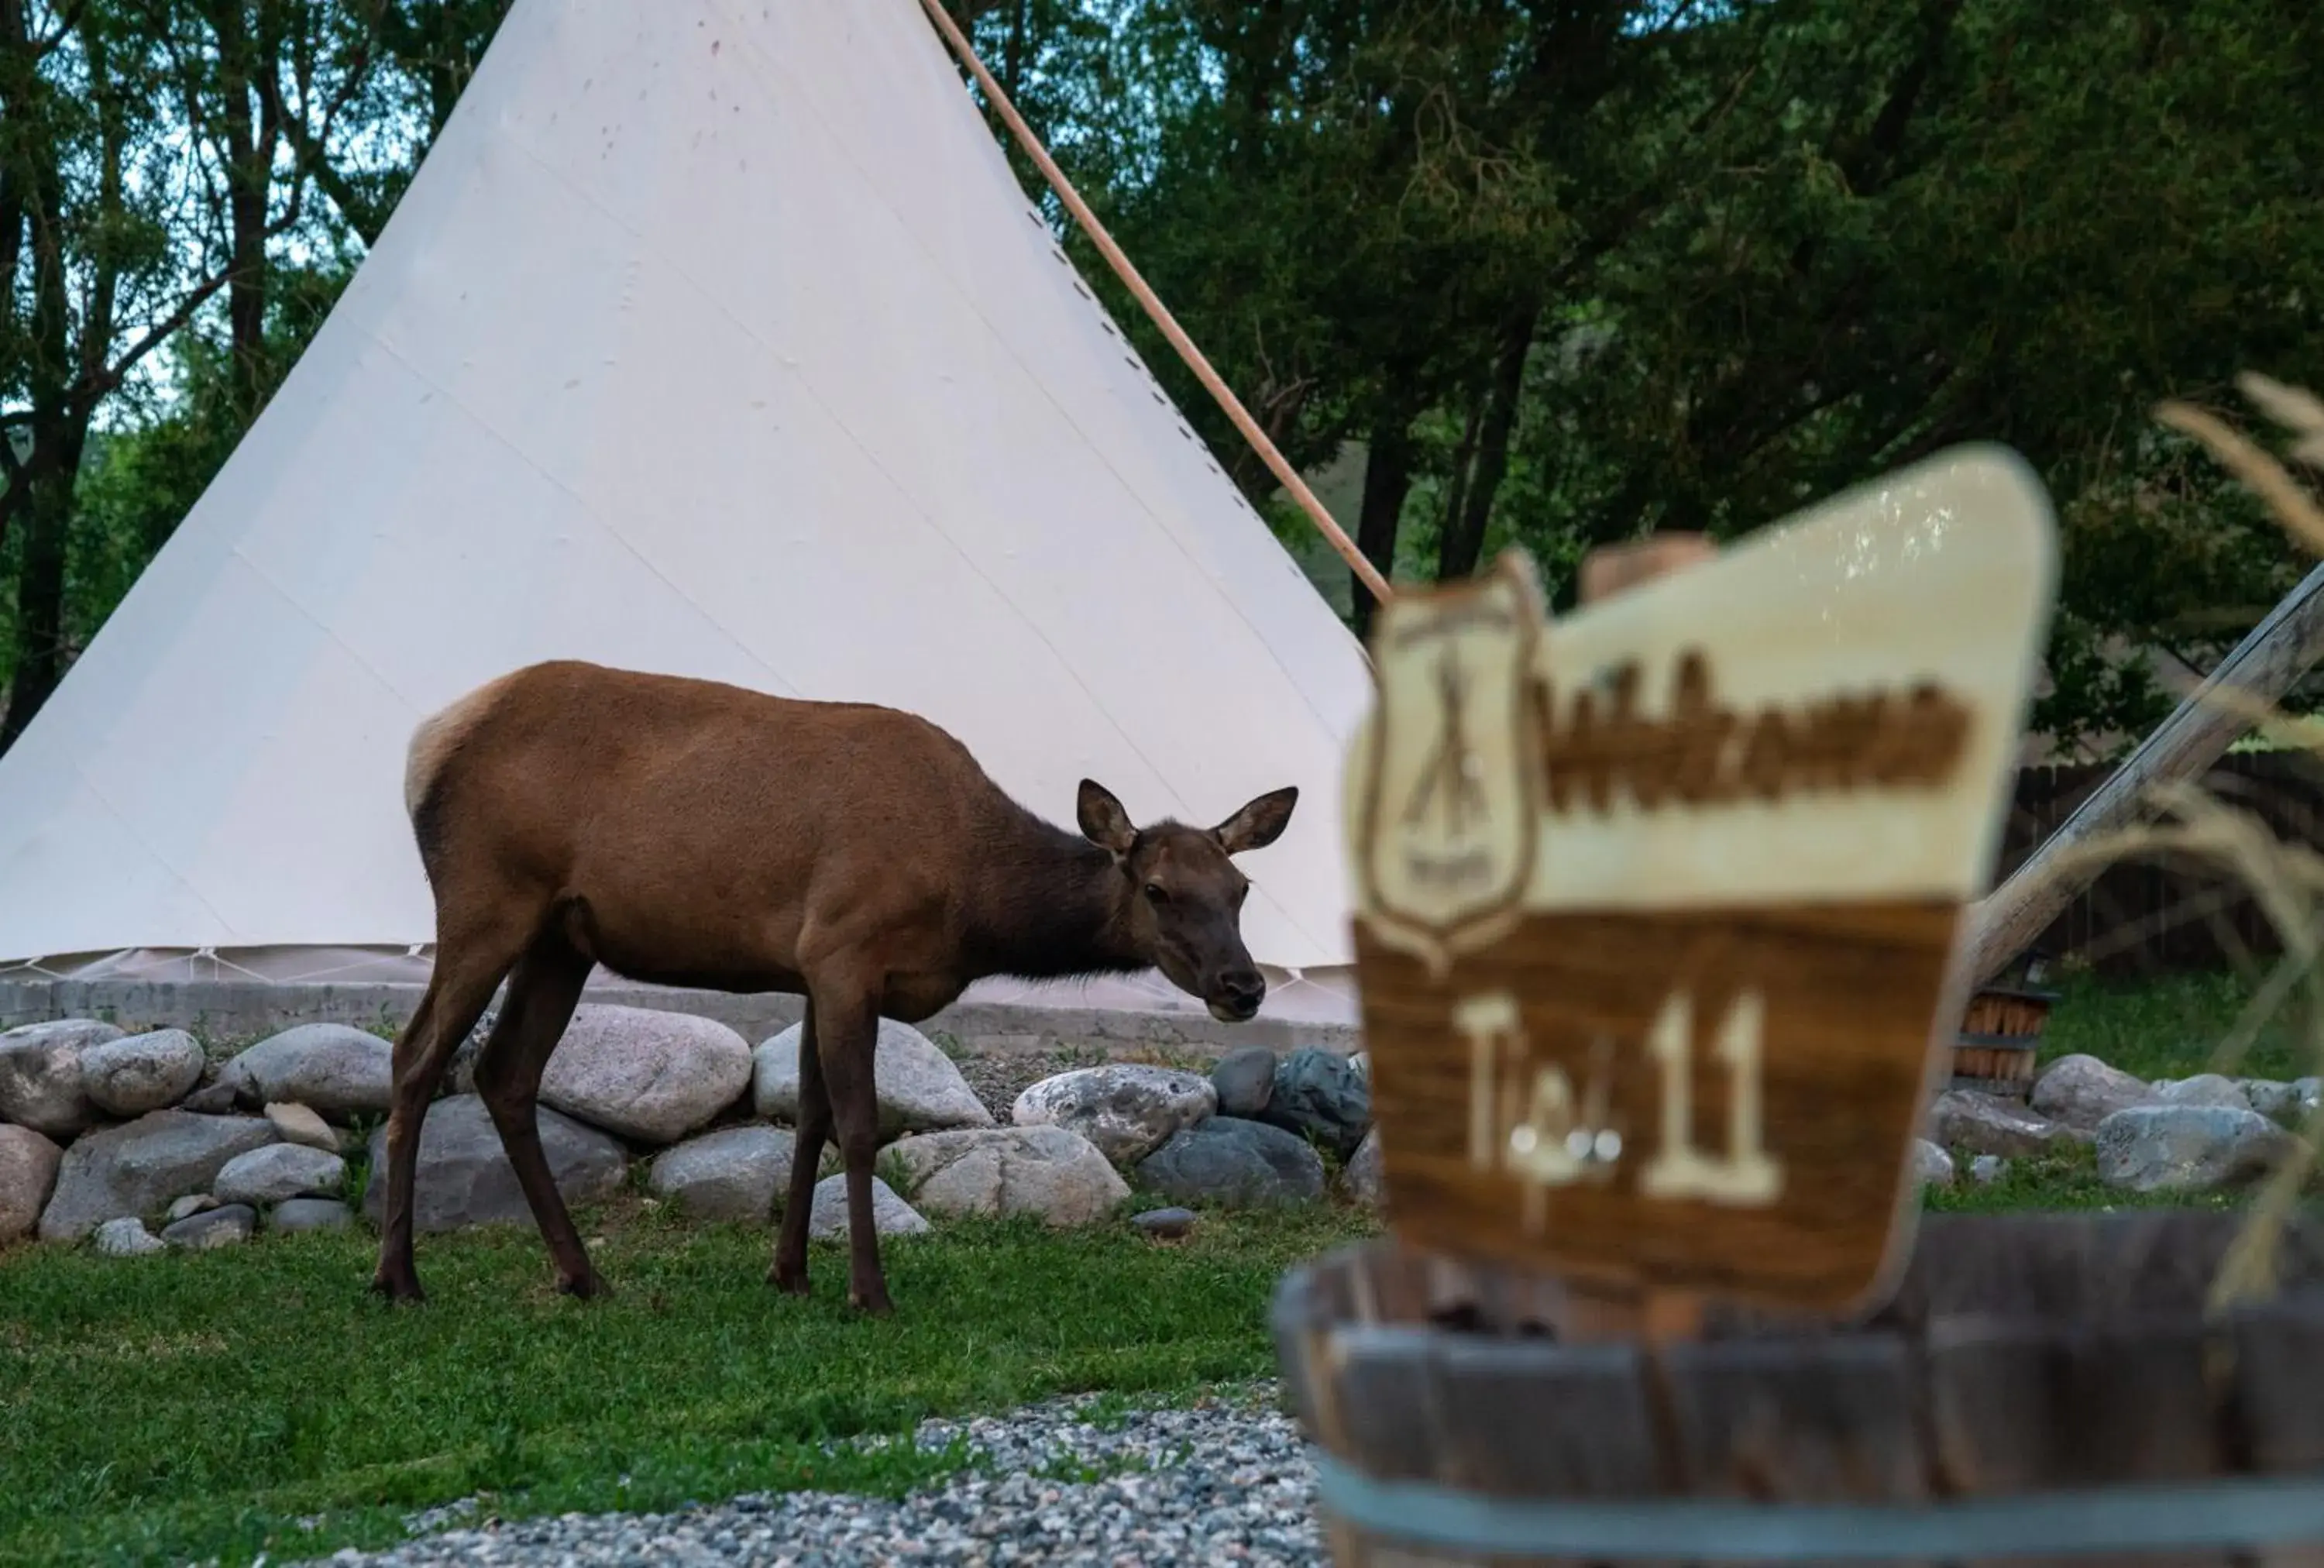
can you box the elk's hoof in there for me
[768,1264,811,1297]
[850,1288,896,1319]
[370,1272,426,1306]
[559,1271,613,1301]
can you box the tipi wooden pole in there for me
[1958,555,2324,989]
[913,0,1393,607]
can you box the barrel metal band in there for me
[1312,1450,2324,1560]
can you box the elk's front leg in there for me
[809,978,893,1316]
[769,1000,827,1296]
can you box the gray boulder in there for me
[1969,1154,2009,1185]
[37,1111,277,1241]
[0,1123,64,1243]
[1926,1090,2080,1159]
[2030,1054,2155,1131]
[271,1198,355,1234]
[753,1019,992,1138]
[648,1125,796,1223]
[1260,1048,1371,1160]
[220,1024,393,1121]
[1342,1127,1386,1208]
[1913,1138,1956,1189]
[2152,1073,2253,1112]
[215,1143,346,1206]
[1136,1116,1326,1208]
[93,1216,164,1257]
[1210,1047,1277,1119]
[2095,1105,2298,1194]
[538,1005,754,1145]
[806,1173,929,1240]
[360,1095,627,1233]
[81,1030,205,1118]
[166,1194,218,1222]
[162,1204,256,1250]
[2243,1078,2324,1128]
[1010,1065,1215,1167]
[0,1019,122,1136]
[886,1126,1129,1227]
[265,1102,340,1152]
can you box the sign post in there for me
[1342,442,2058,1323]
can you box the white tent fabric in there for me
[0,0,1371,1024]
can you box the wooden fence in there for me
[1999,751,2324,978]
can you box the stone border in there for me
[0,978,1363,1058]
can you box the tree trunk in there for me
[1438,308,1536,583]
[206,0,273,400]
[0,427,81,744]
[1352,399,1420,639]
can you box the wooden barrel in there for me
[1274,1210,2324,1564]
[1951,982,2058,1099]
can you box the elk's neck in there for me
[963,810,1142,982]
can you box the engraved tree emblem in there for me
[1401,649,1490,839]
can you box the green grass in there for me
[0,1202,1373,1567]
[2037,968,2322,1084]
[7,970,2320,1566]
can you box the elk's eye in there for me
[1143,882,1170,906]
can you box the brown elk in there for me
[374,658,1299,1315]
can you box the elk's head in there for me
[1077,779,1300,1023]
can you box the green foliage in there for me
[4,0,2319,747]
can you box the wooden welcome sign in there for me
[1344,445,2058,1315]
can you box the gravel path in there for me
[308,1382,1323,1567]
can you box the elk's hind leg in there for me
[373,912,533,1303]
[769,999,828,1296]
[473,930,603,1296]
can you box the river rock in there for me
[887,1126,1129,1227]
[753,1019,992,1138]
[93,1216,164,1257]
[215,1143,346,1206]
[1133,1207,1196,1239]
[2243,1078,2324,1127]
[648,1125,796,1222]
[1209,1047,1277,1119]
[2095,1105,2298,1194]
[219,1024,393,1120]
[0,1123,64,1243]
[1913,1138,1956,1189]
[271,1198,355,1234]
[1969,1154,2009,1185]
[1926,1090,2079,1158]
[0,1019,122,1136]
[166,1194,218,1222]
[1010,1065,1215,1167]
[360,1095,626,1233]
[1136,1116,1326,1208]
[162,1203,256,1250]
[2030,1054,2154,1131]
[537,1005,753,1144]
[2152,1073,2253,1112]
[37,1111,277,1241]
[265,1102,340,1152]
[80,1030,205,1118]
[1342,1126,1385,1207]
[806,1173,929,1240]
[1260,1048,1371,1160]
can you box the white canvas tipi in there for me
[0,0,1372,1023]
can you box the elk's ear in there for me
[1077,779,1137,855]
[1214,786,1298,855]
